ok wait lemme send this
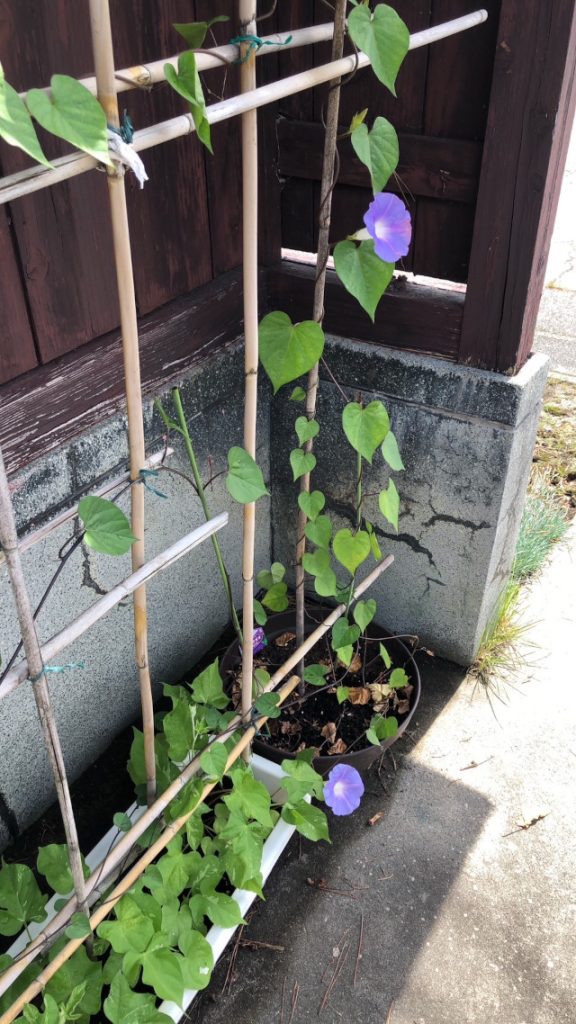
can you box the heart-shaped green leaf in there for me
[27,75,111,164]
[259,312,325,393]
[389,667,409,689]
[365,519,382,560]
[303,664,330,686]
[351,116,399,193]
[342,401,390,462]
[333,529,371,575]
[164,52,212,152]
[290,386,307,402]
[200,742,228,781]
[0,64,50,166]
[305,514,332,549]
[295,416,320,445]
[104,973,171,1024]
[331,617,361,651]
[0,862,48,935]
[173,15,229,49]
[298,490,325,521]
[353,599,376,632]
[335,239,394,321]
[227,447,269,503]
[301,548,337,597]
[257,562,286,590]
[379,478,400,531]
[348,4,409,95]
[78,496,137,556]
[290,448,316,481]
[254,692,281,719]
[379,643,392,669]
[367,713,398,746]
[381,430,405,470]
[261,581,289,611]
[336,686,350,704]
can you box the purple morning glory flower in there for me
[363,192,412,263]
[324,764,365,816]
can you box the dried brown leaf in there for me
[348,686,371,706]
[369,682,392,703]
[275,632,296,647]
[321,722,338,744]
[348,653,363,674]
[280,721,301,736]
[328,738,347,755]
[394,698,410,715]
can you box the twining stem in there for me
[346,448,363,617]
[88,0,156,806]
[295,0,348,687]
[166,389,243,645]
[0,445,91,935]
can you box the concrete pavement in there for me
[195,523,576,1024]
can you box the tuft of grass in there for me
[469,582,535,712]
[512,476,570,581]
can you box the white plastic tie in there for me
[106,129,149,188]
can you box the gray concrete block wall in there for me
[0,332,548,846]
[270,337,549,666]
[0,341,272,845]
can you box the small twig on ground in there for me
[354,913,364,986]
[239,938,285,952]
[222,924,245,994]
[502,813,549,838]
[460,756,494,771]
[384,999,395,1023]
[288,981,300,1024]
[307,877,361,899]
[367,811,385,827]
[319,938,351,1013]
[320,927,351,984]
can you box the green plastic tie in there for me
[230,33,293,63]
[29,662,85,684]
[138,469,168,499]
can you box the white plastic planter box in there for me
[7,753,301,1024]
[159,753,304,1022]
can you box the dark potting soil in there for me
[226,628,416,756]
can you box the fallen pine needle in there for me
[460,756,494,771]
[354,912,364,986]
[384,998,395,1023]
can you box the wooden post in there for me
[459,0,576,373]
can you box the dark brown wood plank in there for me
[267,261,463,359]
[0,0,120,363]
[0,270,247,476]
[0,207,38,384]
[460,0,576,372]
[277,120,482,203]
[411,198,475,283]
[424,0,501,141]
[111,0,214,313]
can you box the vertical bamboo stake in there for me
[0,446,89,921]
[88,0,156,803]
[295,0,348,684]
[239,0,260,759]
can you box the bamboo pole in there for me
[88,0,156,805]
[0,12,489,206]
[0,672,303,1024]
[239,0,260,760]
[295,0,347,685]
[0,554,393,1003]
[0,514,229,702]
[18,25,336,101]
[0,449,170,566]
[0,446,90,925]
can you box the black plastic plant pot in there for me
[220,607,422,774]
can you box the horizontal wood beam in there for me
[277,119,482,204]
[0,269,248,477]
[267,260,464,359]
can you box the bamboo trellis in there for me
[0,6,489,1021]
